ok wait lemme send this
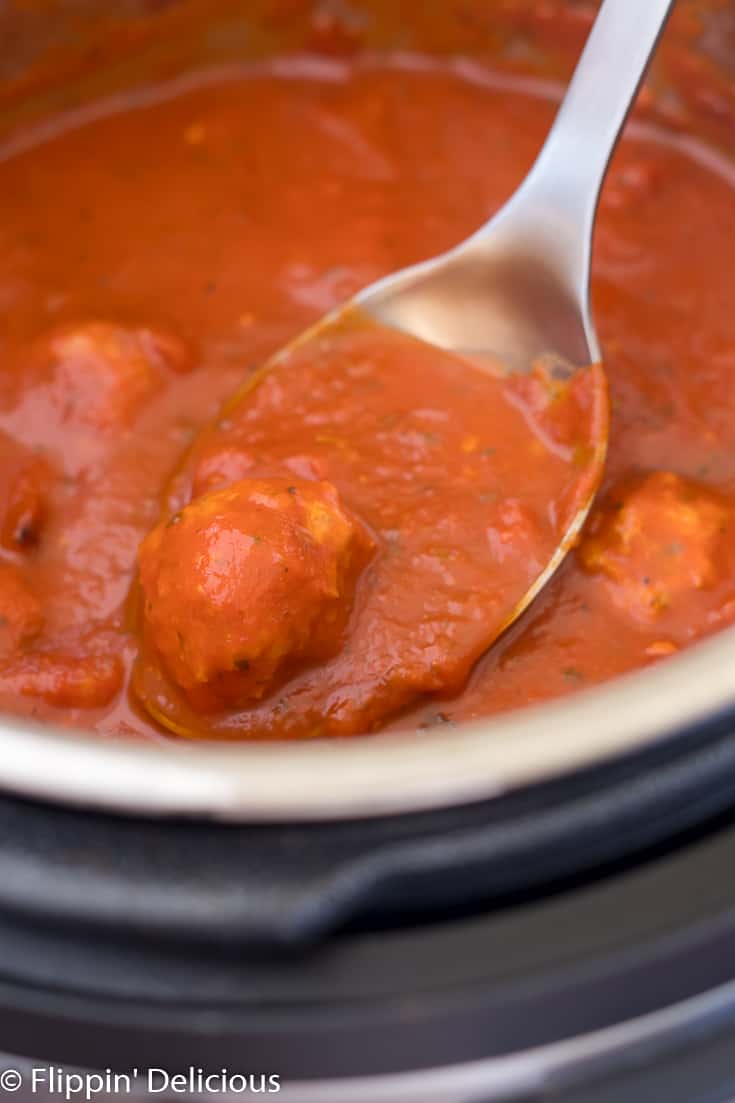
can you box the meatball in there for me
[6,321,191,476]
[578,471,730,622]
[29,322,189,429]
[0,562,43,659]
[138,478,374,710]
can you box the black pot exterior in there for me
[2,800,735,1098]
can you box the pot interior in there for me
[0,0,734,819]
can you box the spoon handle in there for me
[531,0,676,215]
[482,0,678,357]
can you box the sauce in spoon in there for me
[134,311,605,738]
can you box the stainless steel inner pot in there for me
[1,0,733,822]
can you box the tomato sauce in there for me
[2,10,735,740]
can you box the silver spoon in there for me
[186,0,675,651]
[354,0,675,631]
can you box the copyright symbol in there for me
[0,1070,21,1092]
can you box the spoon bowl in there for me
[361,195,600,374]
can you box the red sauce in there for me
[2,22,735,739]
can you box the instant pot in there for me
[4,1,735,1099]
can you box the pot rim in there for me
[1,624,732,821]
